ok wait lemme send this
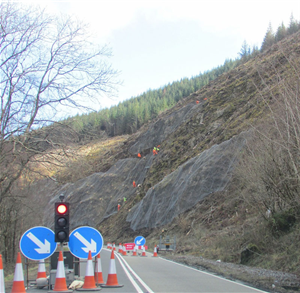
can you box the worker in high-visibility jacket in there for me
[153,146,160,155]
[153,147,157,155]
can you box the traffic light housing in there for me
[54,202,70,243]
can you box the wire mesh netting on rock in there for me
[127,132,248,230]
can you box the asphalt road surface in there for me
[27,248,269,293]
[94,248,268,293]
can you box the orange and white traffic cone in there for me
[78,251,100,291]
[112,243,116,251]
[100,250,123,288]
[11,252,26,293]
[94,253,104,285]
[132,246,137,256]
[53,251,72,292]
[36,259,47,279]
[36,258,48,289]
[152,245,158,257]
[0,254,5,293]
[118,243,123,254]
[122,245,127,256]
[141,246,147,257]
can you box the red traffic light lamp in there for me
[54,202,70,243]
[56,203,67,214]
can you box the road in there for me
[96,248,269,293]
[27,248,269,293]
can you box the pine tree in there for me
[261,23,275,51]
[239,40,251,60]
[287,14,299,35]
[275,22,287,42]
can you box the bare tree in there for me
[236,43,300,222]
[0,2,119,262]
[0,2,119,201]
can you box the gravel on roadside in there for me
[162,254,300,293]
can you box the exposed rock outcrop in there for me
[127,132,247,230]
[43,154,155,229]
[43,131,247,231]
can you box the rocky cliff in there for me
[127,133,247,230]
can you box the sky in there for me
[14,0,300,112]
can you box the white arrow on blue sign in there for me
[134,236,146,246]
[20,226,57,260]
[68,226,103,259]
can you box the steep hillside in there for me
[41,31,300,287]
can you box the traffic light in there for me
[54,202,70,243]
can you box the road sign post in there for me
[20,226,57,260]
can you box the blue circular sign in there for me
[134,236,146,246]
[68,226,103,259]
[20,226,57,260]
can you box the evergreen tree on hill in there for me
[287,14,299,35]
[275,22,287,42]
[261,23,275,51]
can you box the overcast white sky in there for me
[15,0,300,112]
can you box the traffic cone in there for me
[36,258,48,289]
[122,245,127,256]
[152,245,158,257]
[141,246,147,257]
[100,250,123,288]
[118,243,123,254]
[53,251,72,292]
[11,252,26,293]
[78,251,100,291]
[132,246,137,256]
[94,253,104,285]
[112,243,116,251]
[36,259,47,279]
[0,255,5,293]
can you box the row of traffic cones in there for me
[0,243,158,293]
[0,249,124,293]
[114,243,150,257]
[0,252,50,293]
[0,252,27,293]
[52,250,124,291]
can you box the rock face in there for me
[127,133,247,230]
[43,101,208,230]
[43,154,155,229]
[43,132,247,231]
